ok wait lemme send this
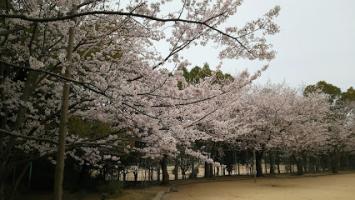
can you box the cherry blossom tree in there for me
[1,0,280,198]
[206,84,332,176]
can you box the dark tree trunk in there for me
[123,172,126,182]
[10,164,30,200]
[204,162,213,178]
[275,153,281,174]
[190,162,196,179]
[330,150,340,174]
[157,166,160,182]
[180,164,188,180]
[210,164,213,177]
[237,162,240,175]
[303,155,308,173]
[204,162,209,178]
[133,171,138,182]
[269,152,275,175]
[293,155,304,175]
[255,151,263,177]
[160,155,169,185]
[315,157,320,173]
[264,157,267,174]
[150,167,153,181]
[54,17,75,200]
[288,157,293,174]
[174,161,178,180]
[321,156,327,172]
[309,157,315,173]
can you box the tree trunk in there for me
[303,155,308,173]
[181,167,186,180]
[0,11,40,199]
[237,162,240,175]
[293,155,304,175]
[210,164,213,177]
[160,155,169,185]
[255,151,263,177]
[330,150,340,173]
[315,157,320,173]
[264,157,267,174]
[204,162,213,178]
[174,161,178,180]
[53,20,75,200]
[191,162,196,179]
[157,166,160,182]
[269,152,275,175]
[204,162,209,178]
[133,171,138,182]
[150,167,153,181]
[289,156,294,174]
[123,172,126,182]
[9,164,30,200]
[275,153,281,174]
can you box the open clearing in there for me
[165,173,355,200]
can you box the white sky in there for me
[176,0,355,91]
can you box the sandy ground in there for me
[165,173,355,200]
[20,186,165,200]
[116,186,166,200]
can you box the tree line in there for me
[1,1,354,200]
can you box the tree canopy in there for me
[304,81,355,104]
[304,81,342,99]
[180,63,233,85]
[342,87,355,102]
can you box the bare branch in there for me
[0,128,58,145]
[0,60,108,97]
[0,10,252,53]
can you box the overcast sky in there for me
[177,0,355,91]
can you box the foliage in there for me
[304,81,341,99]
[180,63,233,85]
[342,87,355,102]
[68,116,111,138]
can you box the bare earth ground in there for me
[117,187,165,200]
[165,173,355,200]
[21,186,165,200]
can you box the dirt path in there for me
[165,173,355,200]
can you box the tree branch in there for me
[0,10,252,53]
[0,128,58,145]
[0,60,108,97]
